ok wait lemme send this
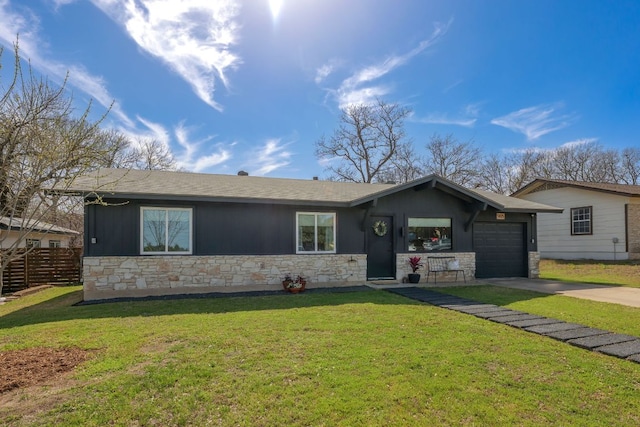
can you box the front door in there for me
[367,215,395,279]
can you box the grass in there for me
[540,259,640,288]
[1,285,639,426]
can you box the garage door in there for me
[473,222,527,278]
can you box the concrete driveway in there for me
[484,278,640,308]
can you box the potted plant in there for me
[282,274,306,293]
[407,256,422,284]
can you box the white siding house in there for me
[0,217,79,249]
[512,180,640,260]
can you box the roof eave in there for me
[84,191,351,208]
[349,175,504,209]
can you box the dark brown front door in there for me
[367,215,395,279]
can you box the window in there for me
[407,218,452,252]
[26,239,41,248]
[49,240,61,248]
[571,206,592,235]
[297,212,336,253]
[141,207,192,254]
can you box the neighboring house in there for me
[512,179,640,261]
[0,216,79,249]
[60,168,561,301]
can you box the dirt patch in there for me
[0,347,91,394]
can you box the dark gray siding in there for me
[84,198,367,257]
[83,185,537,258]
[369,186,479,254]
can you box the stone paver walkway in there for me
[387,287,640,364]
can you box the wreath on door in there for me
[372,220,388,237]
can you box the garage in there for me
[473,222,527,278]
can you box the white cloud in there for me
[89,0,242,111]
[330,19,452,108]
[133,116,171,147]
[559,138,598,149]
[0,1,133,126]
[491,103,577,140]
[173,122,231,171]
[250,138,292,176]
[415,102,479,127]
[123,118,232,172]
[418,114,477,127]
[314,59,343,84]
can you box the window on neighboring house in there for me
[26,239,41,248]
[296,212,336,253]
[49,240,61,248]
[141,207,192,254]
[407,218,452,252]
[571,206,592,235]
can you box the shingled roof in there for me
[512,178,640,198]
[0,216,79,235]
[59,168,561,212]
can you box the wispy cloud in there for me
[0,1,133,126]
[123,118,232,172]
[314,58,343,84]
[414,102,480,127]
[89,0,242,111]
[417,114,476,127]
[250,139,292,176]
[173,122,231,171]
[322,19,452,108]
[559,137,598,149]
[491,103,577,140]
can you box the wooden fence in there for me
[2,248,82,293]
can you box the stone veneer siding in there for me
[628,204,640,260]
[83,254,367,301]
[528,251,540,278]
[396,252,475,284]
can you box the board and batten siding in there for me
[520,187,629,260]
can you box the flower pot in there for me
[283,280,306,293]
[408,273,421,284]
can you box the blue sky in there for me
[1,0,638,179]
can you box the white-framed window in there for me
[407,217,452,252]
[296,212,336,253]
[140,207,192,254]
[571,206,592,235]
[49,240,62,248]
[26,239,41,248]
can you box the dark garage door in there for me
[473,222,527,278]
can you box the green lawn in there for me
[540,259,640,288]
[1,285,639,426]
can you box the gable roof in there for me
[512,178,640,198]
[0,216,79,235]
[57,168,561,213]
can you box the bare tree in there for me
[478,153,511,194]
[0,41,122,295]
[551,142,618,182]
[315,98,412,183]
[92,130,177,171]
[128,137,177,170]
[477,149,556,194]
[377,142,424,184]
[620,147,640,185]
[423,134,482,187]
